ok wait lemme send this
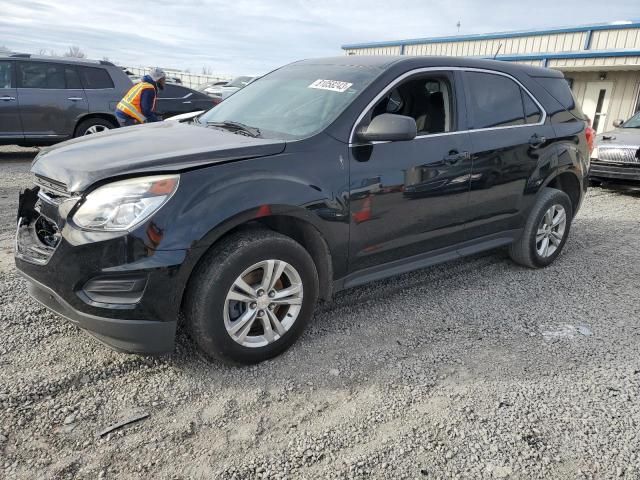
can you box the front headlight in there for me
[591,146,599,160]
[72,175,179,231]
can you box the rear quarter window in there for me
[79,67,114,89]
[534,77,586,120]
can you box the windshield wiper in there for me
[206,120,261,138]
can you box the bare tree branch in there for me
[64,45,86,58]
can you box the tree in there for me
[64,45,86,58]
[0,45,10,54]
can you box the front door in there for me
[0,60,23,141]
[582,81,613,133]
[348,70,472,273]
[16,61,88,141]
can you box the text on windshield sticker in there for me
[308,79,353,93]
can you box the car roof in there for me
[293,55,564,78]
[0,53,116,67]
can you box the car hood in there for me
[596,128,640,146]
[32,121,286,193]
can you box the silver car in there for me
[203,76,255,100]
[590,112,640,188]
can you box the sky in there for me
[1,0,639,77]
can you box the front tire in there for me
[184,229,319,364]
[509,188,573,268]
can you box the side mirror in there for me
[357,113,417,143]
[613,119,624,128]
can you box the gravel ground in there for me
[1,146,640,479]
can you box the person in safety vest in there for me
[115,67,166,127]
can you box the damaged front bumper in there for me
[15,183,184,354]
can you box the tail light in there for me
[585,118,595,154]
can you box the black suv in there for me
[15,56,589,364]
[0,54,132,145]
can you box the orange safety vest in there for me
[116,82,156,123]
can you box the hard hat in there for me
[149,67,166,81]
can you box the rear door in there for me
[0,60,23,141]
[17,61,88,141]
[78,65,121,115]
[460,70,555,241]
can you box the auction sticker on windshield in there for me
[308,79,353,93]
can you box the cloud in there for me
[1,0,638,76]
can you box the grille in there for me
[598,146,640,164]
[34,175,71,198]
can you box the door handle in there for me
[529,134,546,148]
[182,100,192,104]
[443,151,470,165]
[1,96,16,101]
[67,97,83,101]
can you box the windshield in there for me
[226,76,253,88]
[199,64,379,140]
[621,112,640,128]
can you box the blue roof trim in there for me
[486,49,640,61]
[341,20,640,50]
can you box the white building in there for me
[342,21,640,133]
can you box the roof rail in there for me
[10,53,31,58]
[99,60,115,66]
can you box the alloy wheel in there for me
[224,260,303,348]
[84,125,109,135]
[536,204,567,257]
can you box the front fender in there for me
[134,153,349,291]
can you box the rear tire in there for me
[184,229,319,364]
[509,188,573,268]
[74,118,116,137]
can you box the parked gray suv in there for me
[0,54,132,146]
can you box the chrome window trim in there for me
[158,92,194,100]
[349,66,548,146]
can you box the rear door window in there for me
[522,90,542,124]
[79,67,114,89]
[0,61,13,88]
[464,71,525,129]
[159,84,189,98]
[64,66,83,89]
[18,62,66,89]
